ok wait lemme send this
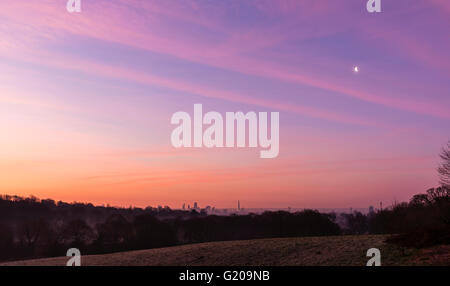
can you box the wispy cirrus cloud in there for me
[1,0,448,120]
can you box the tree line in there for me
[342,186,450,247]
[0,186,448,262]
[0,196,339,262]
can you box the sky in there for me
[0,0,449,209]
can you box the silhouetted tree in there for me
[59,219,95,247]
[343,211,368,234]
[438,140,450,187]
[17,219,51,257]
[94,214,133,252]
[133,214,177,249]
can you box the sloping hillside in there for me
[2,235,449,266]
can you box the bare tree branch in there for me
[438,141,450,187]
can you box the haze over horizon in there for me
[1,0,449,209]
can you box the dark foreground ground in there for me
[2,234,449,266]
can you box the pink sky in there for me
[0,0,449,209]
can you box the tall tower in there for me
[238,200,240,211]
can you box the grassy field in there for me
[2,234,449,266]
